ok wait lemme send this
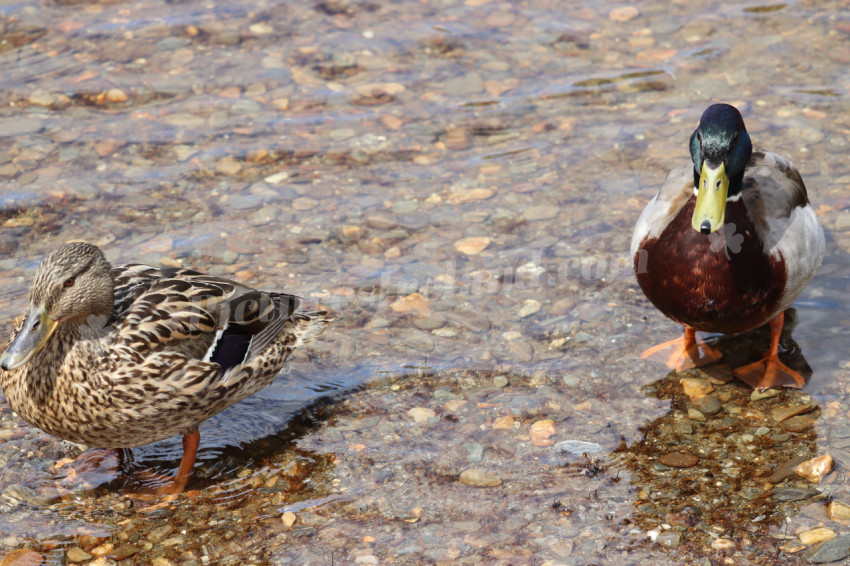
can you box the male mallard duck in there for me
[631,103,825,389]
[0,242,330,494]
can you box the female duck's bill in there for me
[0,304,59,370]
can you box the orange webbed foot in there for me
[640,328,722,372]
[732,355,805,390]
[732,311,807,390]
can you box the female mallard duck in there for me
[0,242,330,494]
[631,103,825,390]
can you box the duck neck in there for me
[2,316,106,408]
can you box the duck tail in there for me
[292,311,332,349]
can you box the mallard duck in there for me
[0,242,330,494]
[631,103,825,389]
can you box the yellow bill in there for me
[692,161,729,234]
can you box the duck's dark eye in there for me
[63,277,75,288]
[696,132,702,144]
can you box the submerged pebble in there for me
[795,455,834,484]
[459,469,502,487]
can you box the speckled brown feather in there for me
[0,245,330,449]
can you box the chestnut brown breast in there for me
[635,197,786,333]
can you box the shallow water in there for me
[1,0,850,563]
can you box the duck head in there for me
[0,242,114,370]
[689,103,753,234]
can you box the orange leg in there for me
[156,429,200,495]
[127,430,200,506]
[732,312,806,390]
[640,326,723,371]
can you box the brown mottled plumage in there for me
[631,104,824,390]
[0,242,330,493]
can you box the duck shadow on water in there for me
[0,363,371,511]
[112,365,366,495]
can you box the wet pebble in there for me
[444,311,491,331]
[805,534,850,563]
[400,329,434,352]
[695,395,721,415]
[658,451,698,468]
[281,512,297,527]
[517,299,541,318]
[768,456,811,483]
[292,197,319,211]
[391,293,430,315]
[454,237,491,255]
[711,538,735,550]
[89,542,113,556]
[741,487,762,501]
[0,117,42,137]
[687,408,706,421]
[680,377,713,399]
[66,547,92,563]
[523,205,559,221]
[529,419,557,447]
[781,415,817,433]
[459,469,502,487]
[554,440,605,456]
[795,455,834,484]
[444,72,484,96]
[656,532,681,549]
[772,487,821,502]
[1,536,18,548]
[364,211,398,230]
[107,545,139,561]
[2,483,54,505]
[413,315,445,330]
[146,525,174,543]
[29,90,55,106]
[772,403,815,423]
[407,407,435,423]
[0,550,42,566]
[829,501,850,521]
[466,443,485,462]
[447,186,492,203]
[799,527,836,546]
[507,340,533,362]
[609,6,640,21]
[105,88,128,103]
[751,388,780,401]
[549,297,575,316]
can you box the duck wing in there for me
[110,264,299,370]
[741,149,825,306]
